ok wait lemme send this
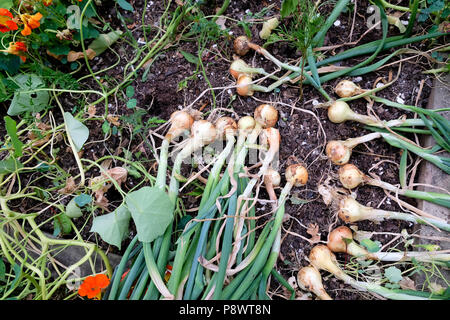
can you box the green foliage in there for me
[418,0,449,23]
[384,266,403,283]
[0,157,23,174]
[7,74,50,116]
[90,204,131,249]
[65,197,83,218]
[4,116,24,157]
[270,1,324,52]
[125,186,174,243]
[64,112,89,151]
[360,238,382,253]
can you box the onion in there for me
[233,36,251,56]
[337,196,368,223]
[285,164,308,187]
[334,80,366,98]
[165,111,194,142]
[309,245,352,283]
[327,100,377,125]
[325,141,352,165]
[338,164,366,189]
[297,266,332,300]
[190,120,217,147]
[327,226,374,258]
[326,132,381,165]
[254,104,278,128]
[236,74,254,96]
[215,116,237,140]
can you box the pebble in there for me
[396,94,405,104]
[334,20,341,27]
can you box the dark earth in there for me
[1,0,445,300]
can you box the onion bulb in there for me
[327,226,374,258]
[285,164,308,187]
[326,132,381,165]
[233,36,251,56]
[325,140,352,165]
[190,120,217,146]
[215,116,237,140]
[297,266,332,300]
[309,245,352,283]
[334,80,366,98]
[165,111,194,142]
[338,164,366,189]
[254,104,278,128]
[236,74,254,96]
[327,100,377,125]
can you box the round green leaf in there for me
[125,186,173,243]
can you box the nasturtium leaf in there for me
[384,266,403,283]
[360,238,382,253]
[125,186,173,243]
[53,213,72,236]
[65,198,83,218]
[63,112,89,151]
[4,116,23,157]
[90,204,131,249]
[0,157,23,174]
[7,74,50,116]
[74,193,92,207]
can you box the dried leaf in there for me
[67,49,96,62]
[87,105,97,118]
[106,114,120,126]
[103,167,128,186]
[215,16,227,30]
[306,223,321,244]
[58,176,77,194]
[399,277,416,290]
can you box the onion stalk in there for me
[338,164,450,209]
[326,132,381,165]
[337,196,450,232]
[327,226,450,263]
[297,266,332,300]
[309,245,431,300]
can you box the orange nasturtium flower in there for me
[0,8,18,33]
[19,12,43,36]
[164,264,173,283]
[78,274,110,300]
[1,42,27,62]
